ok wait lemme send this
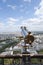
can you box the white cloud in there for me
[30,0,43,31]
[5,17,19,32]
[20,17,43,31]
[35,0,43,18]
[5,16,43,31]
[0,18,19,32]
[7,5,16,10]
[24,0,31,2]
[0,22,4,28]
[0,0,43,32]
[7,17,19,25]
[0,17,43,32]
[8,17,18,22]
[22,18,37,26]
[0,22,6,33]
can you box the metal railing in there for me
[0,54,43,65]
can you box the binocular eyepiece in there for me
[21,26,34,44]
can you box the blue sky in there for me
[0,0,43,33]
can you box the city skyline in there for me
[0,0,43,32]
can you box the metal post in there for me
[1,58,4,65]
[22,53,31,65]
[39,59,42,65]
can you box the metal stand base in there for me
[22,52,31,65]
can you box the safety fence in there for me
[0,54,43,65]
